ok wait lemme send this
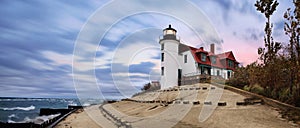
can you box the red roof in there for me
[182,44,239,70]
[217,51,237,61]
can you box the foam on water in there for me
[0,105,35,111]
[8,114,17,118]
[22,114,61,124]
[82,103,91,107]
[0,97,102,123]
[7,119,16,123]
[68,103,77,106]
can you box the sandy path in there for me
[105,88,198,128]
[55,109,101,128]
[55,105,116,128]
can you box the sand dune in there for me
[56,83,299,128]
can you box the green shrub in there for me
[278,88,291,102]
[243,85,251,91]
[250,84,265,95]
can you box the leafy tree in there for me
[226,66,250,88]
[283,0,300,106]
[141,83,151,91]
[284,0,300,64]
[255,0,281,64]
[254,0,281,97]
[220,0,300,107]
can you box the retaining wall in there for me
[214,83,300,112]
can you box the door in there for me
[178,69,182,86]
[227,71,231,79]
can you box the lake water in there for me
[0,97,102,123]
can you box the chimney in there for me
[210,44,215,54]
[200,47,204,51]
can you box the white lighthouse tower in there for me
[160,25,180,89]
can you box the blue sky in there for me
[0,0,294,98]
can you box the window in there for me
[217,70,220,76]
[184,55,187,63]
[161,53,164,62]
[228,60,234,68]
[201,53,206,62]
[161,44,164,50]
[161,67,164,76]
[211,56,216,64]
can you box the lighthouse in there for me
[159,25,181,89]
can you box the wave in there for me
[7,119,16,123]
[82,103,91,107]
[0,98,78,102]
[8,114,18,119]
[68,103,77,106]
[7,114,61,124]
[23,114,61,124]
[0,98,44,102]
[7,114,19,123]
[0,105,35,111]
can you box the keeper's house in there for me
[160,25,239,89]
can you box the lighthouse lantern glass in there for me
[164,29,176,35]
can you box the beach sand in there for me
[55,109,102,128]
[55,84,299,128]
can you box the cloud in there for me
[129,62,156,74]
[0,0,294,98]
[41,51,73,66]
[27,59,54,71]
[0,0,104,98]
[232,28,264,42]
[274,20,285,31]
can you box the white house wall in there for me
[211,67,233,79]
[180,50,198,76]
[223,70,228,79]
